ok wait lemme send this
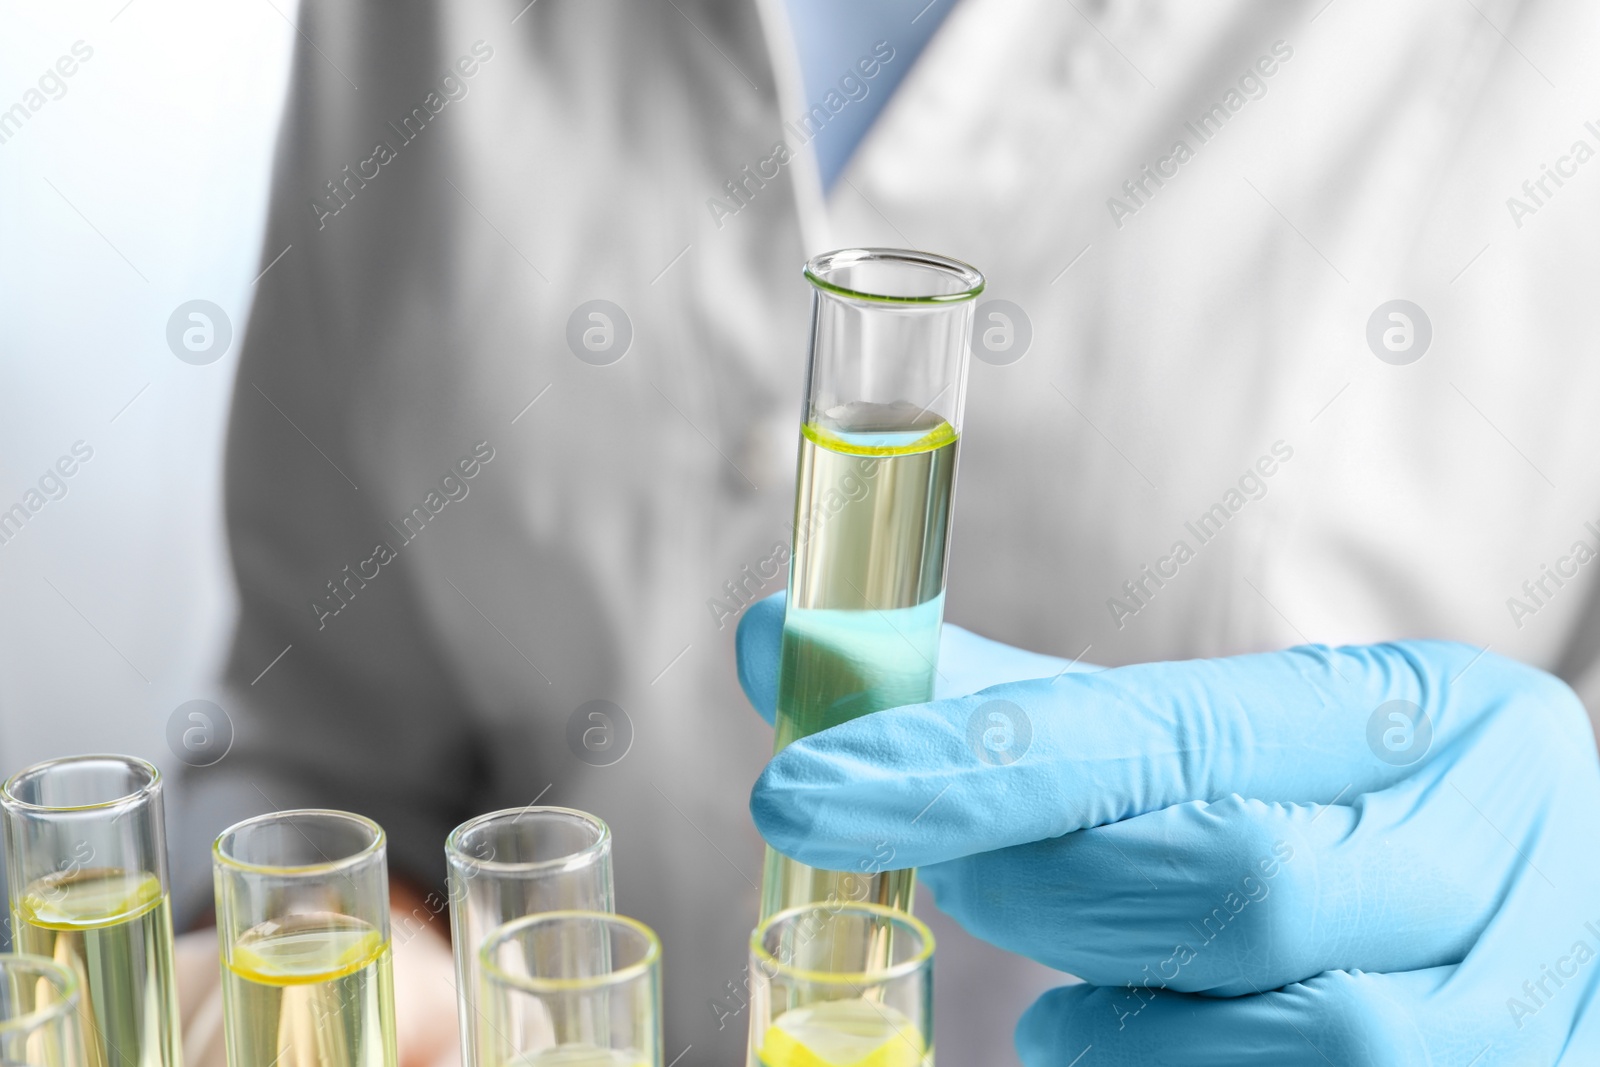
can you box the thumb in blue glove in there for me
[738,592,1600,1065]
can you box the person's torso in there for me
[230,0,1600,1060]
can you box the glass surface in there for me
[761,249,982,924]
[747,904,934,1067]
[477,912,660,1067]
[1,756,181,1067]
[213,810,397,1067]
[0,954,85,1067]
[447,808,614,1067]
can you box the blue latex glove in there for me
[737,593,1600,1064]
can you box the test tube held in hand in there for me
[2,755,183,1067]
[760,249,984,921]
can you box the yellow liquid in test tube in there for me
[754,248,977,1067]
[222,913,397,1067]
[759,1000,930,1067]
[17,869,181,1067]
[760,411,956,920]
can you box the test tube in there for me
[446,808,615,1067]
[760,249,984,921]
[747,903,934,1067]
[212,810,397,1067]
[477,911,661,1067]
[0,954,86,1067]
[1,755,182,1067]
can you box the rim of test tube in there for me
[804,247,985,305]
[213,808,385,876]
[445,805,612,874]
[751,902,936,985]
[0,753,161,814]
[0,953,79,1034]
[479,910,661,993]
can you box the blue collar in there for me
[780,0,958,191]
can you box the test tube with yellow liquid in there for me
[748,904,934,1067]
[213,810,397,1067]
[760,248,983,923]
[2,755,183,1067]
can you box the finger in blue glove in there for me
[738,601,1600,1064]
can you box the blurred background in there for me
[0,0,293,906]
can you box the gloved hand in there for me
[737,592,1600,1065]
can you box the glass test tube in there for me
[0,954,86,1067]
[447,807,615,1067]
[477,911,661,1067]
[213,810,397,1067]
[1,755,182,1067]
[760,249,984,921]
[747,903,935,1067]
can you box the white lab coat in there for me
[178,0,1600,1062]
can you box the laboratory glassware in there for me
[1,755,182,1067]
[213,809,397,1067]
[477,911,661,1067]
[0,954,86,1067]
[748,903,935,1067]
[760,248,984,921]
[447,807,614,1066]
